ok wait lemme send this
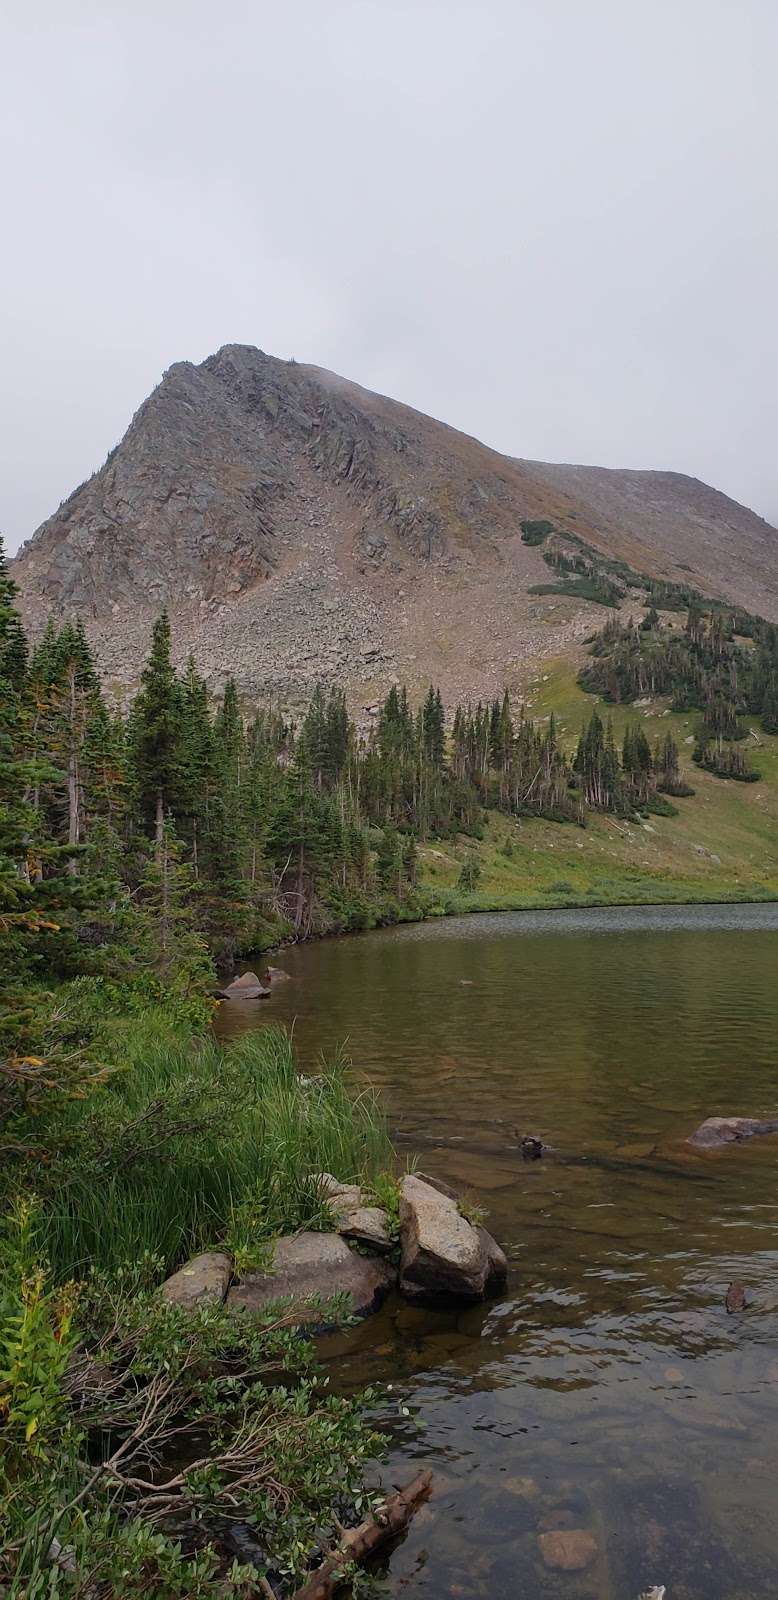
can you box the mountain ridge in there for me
[12,344,778,710]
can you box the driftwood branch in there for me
[291,1470,433,1600]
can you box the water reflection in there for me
[217,905,778,1599]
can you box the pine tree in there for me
[129,612,184,851]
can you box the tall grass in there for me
[37,1021,391,1281]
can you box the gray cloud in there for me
[3,0,777,553]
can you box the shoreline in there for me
[252,881,778,962]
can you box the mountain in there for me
[12,344,778,711]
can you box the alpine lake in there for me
[215,903,778,1600]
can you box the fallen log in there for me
[290,1470,433,1600]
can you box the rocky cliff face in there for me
[13,344,778,711]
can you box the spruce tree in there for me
[130,611,184,851]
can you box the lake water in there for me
[217,904,778,1600]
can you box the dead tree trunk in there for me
[290,1471,432,1600]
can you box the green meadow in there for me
[418,662,778,912]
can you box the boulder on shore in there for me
[218,970,270,1000]
[226,1232,395,1327]
[687,1115,778,1149]
[399,1175,489,1304]
[161,1251,232,1309]
[313,1174,394,1254]
[338,1205,394,1254]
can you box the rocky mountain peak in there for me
[12,346,778,711]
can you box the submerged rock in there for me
[226,1232,394,1326]
[687,1115,778,1149]
[266,965,291,982]
[538,1529,597,1571]
[161,1251,232,1309]
[399,1175,488,1303]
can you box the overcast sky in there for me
[3,0,777,554]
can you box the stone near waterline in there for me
[399,1174,488,1303]
[478,1227,508,1293]
[161,1251,232,1309]
[687,1115,778,1149]
[266,965,291,982]
[538,1529,597,1572]
[226,1232,394,1326]
[219,970,270,1000]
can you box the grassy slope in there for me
[418,662,778,912]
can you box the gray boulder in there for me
[338,1205,394,1254]
[226,1232,394,1327]
[219,970,270,1000]
[688,1115,778,1149]
[313,1174,394,1254]
[399,1175,488,1303]
[161,1251,232,1309]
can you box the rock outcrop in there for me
[160,1176,507,1323]
[13,343,778,712]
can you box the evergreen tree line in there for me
[579,601,778,781]
[1,535,715,991]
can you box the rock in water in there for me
[399,1174,488,1303]
[477,1226,509,1293]
[161,1251,232,1309]
[687,1115,778,1149]
[219,970,270,1000]
[537,1529,597,1571]
[726,1280,747,1313]
[226,1233,394,1326]
[520,1135,544,1159]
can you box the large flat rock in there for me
[226,1232,394,1326]
[399,1174,488,1303]
[161,1251,232,1309]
